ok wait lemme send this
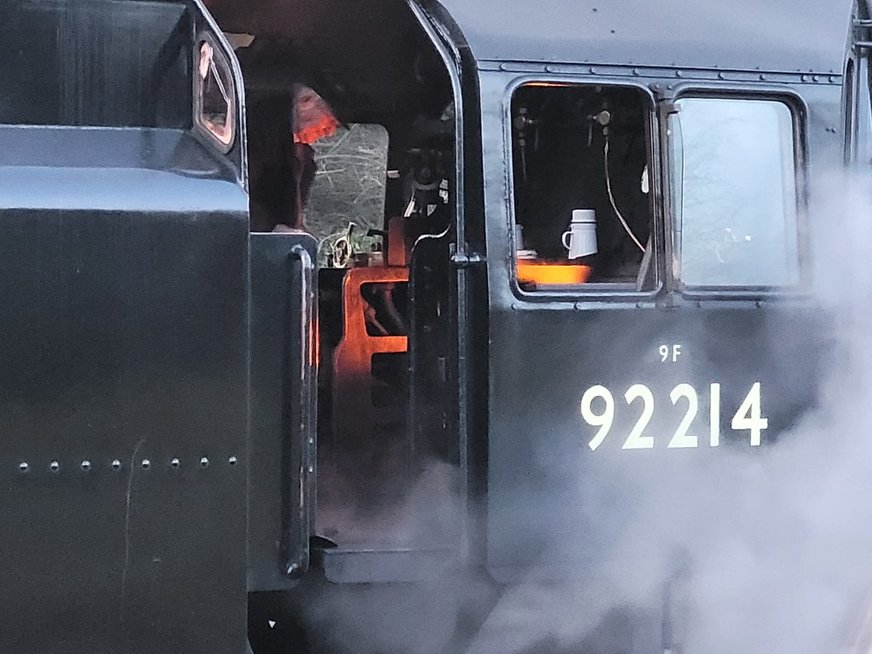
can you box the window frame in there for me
[503,76,663,302]
[661,86,809,299]
[844,57,858,165]
[192,32,237,154]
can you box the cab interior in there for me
[208,0,458,549]
[511,83,655,291]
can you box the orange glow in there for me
[517,260,591,286]
[523,82,574,88]
[332,267,409,442]
[293,85,339,144]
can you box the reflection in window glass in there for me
[670,98,799,287]
[196,40,235,149]
[305,124,389,266]
[847,55,872,165]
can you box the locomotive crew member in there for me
[248,84,339,232]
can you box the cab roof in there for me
[429,0,853,74]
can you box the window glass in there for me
[195,40,235,150]
[845,55,872,166]
[669,98,800,288]
[510,84,655,292]
[305,124,389,266]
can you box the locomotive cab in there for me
[0,0,860,653]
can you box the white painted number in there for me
[622,384,655,449]
[579,382,768,451]
[731,381,768,447]
[668,384,699,449]
[710,383,721,447]
[659,344,683,363]
[581,385,615,451]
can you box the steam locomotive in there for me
[0,0,863,652]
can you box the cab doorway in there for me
[230,0,461,566]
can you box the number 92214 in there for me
[580,382,767,451]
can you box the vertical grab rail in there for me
[284,244,316,578]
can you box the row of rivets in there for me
[509,61,841,85]
[15,456,239,473]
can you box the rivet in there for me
[801,74,809,82]
[759,73,767,81]
[718,72,726,80]
[49,461,59,472]
[812,75,820,82]
[200,457,210,468]
[632,68,640,76]
[141,459,151,470]
[829,75,838,83]
[81,460,91,471]
[675,70,683,78]
[228,456,238,466]
[111,459,122,470]
[170,458,180,469]
[18,462,29,473]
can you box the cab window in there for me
[195,39,235,151]
[668,97,800,288]
[305,123,389,267]
[510,83,655,292]
[846,12,872,167]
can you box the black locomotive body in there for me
[0,0,864,652]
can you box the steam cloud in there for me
[462,175,872,654]
[286,179,872,654]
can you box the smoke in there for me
[461,173,872,654]
[668,173,872,654]
[279,173,872,654]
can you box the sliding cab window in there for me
[194,38,236,151]
[511,83,655,292]
[845,52,872,166]
[668,97,800,289]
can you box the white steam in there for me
[465,174,872,654]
